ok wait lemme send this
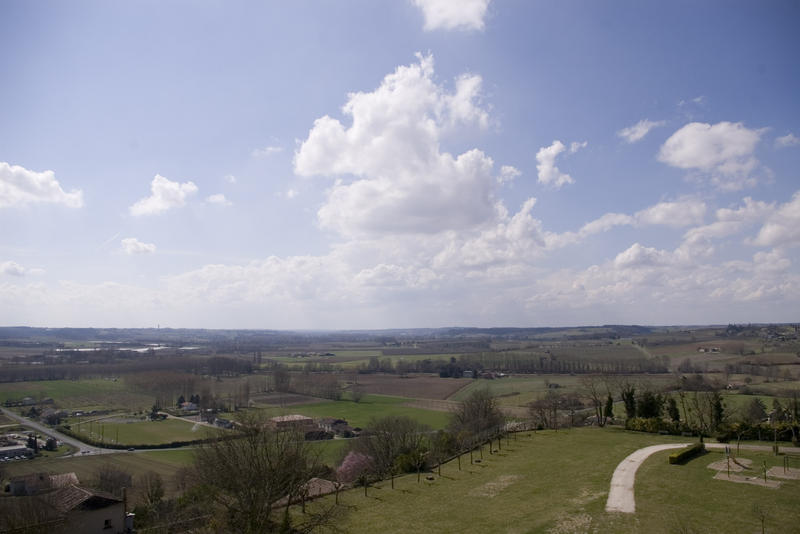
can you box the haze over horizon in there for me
[1,1,799,329]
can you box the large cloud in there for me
[412,0,491,31]
[295,54,500,237]
[751,191,800,248]
[129,174,198,216]
[0,162,83,209]
[658,122,764,190]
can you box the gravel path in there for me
[605,443,689,513]
[605,441,800,514]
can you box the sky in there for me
[1,0,799,329]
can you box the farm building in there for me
[270,414,314,432]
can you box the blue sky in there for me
[1,0,799,328]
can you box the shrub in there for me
[668,443,705,465]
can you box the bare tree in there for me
[352,415,429,478]
[138,471,165,510]
[450,388,505,439]
[96,464,132,498]
[191,411,337,533]
[581,375,609,427]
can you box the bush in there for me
[669,443,705,465]
[625,417,682,434]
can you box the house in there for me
[10,472,79,496]
[5,473,127,534]
[40,485,125,534]
[270,414,314,432]
[180,401,198,411]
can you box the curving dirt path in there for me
[605,442,800,514]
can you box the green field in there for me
[0,379,153,411]
[1,449,195,500]
[255,394,451,429]
[308,427,800,533]
[71,417,215,446]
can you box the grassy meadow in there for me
[308,427,800,534]
[254,394,451,429]
[70,417,213,446]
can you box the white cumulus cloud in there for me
[775,133,800,148]
[129,174,198,216]
[412,0,491,31]
[634,198,706,228]
[536,140,584,189]
[121,237,156,255]
[295,53,498,237]
[658,121,764,190]
[617,119,666,143]
[497,165,521,184]
[750,191,800,248]
[0,162,83,209]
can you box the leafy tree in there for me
[604,394,615,421]
[620,383,636,419]
[746,398,767,424]
[711,392,725,429]
[667,396,681,423]
[636,390,663,419]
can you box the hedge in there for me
[56,425,210,450]
[668,443,705,465]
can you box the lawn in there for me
[307,427,799,533]
[255,394,451,429]
[71,417,215,446]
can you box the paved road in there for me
[605,441,800,514]
[0,407,116,456]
